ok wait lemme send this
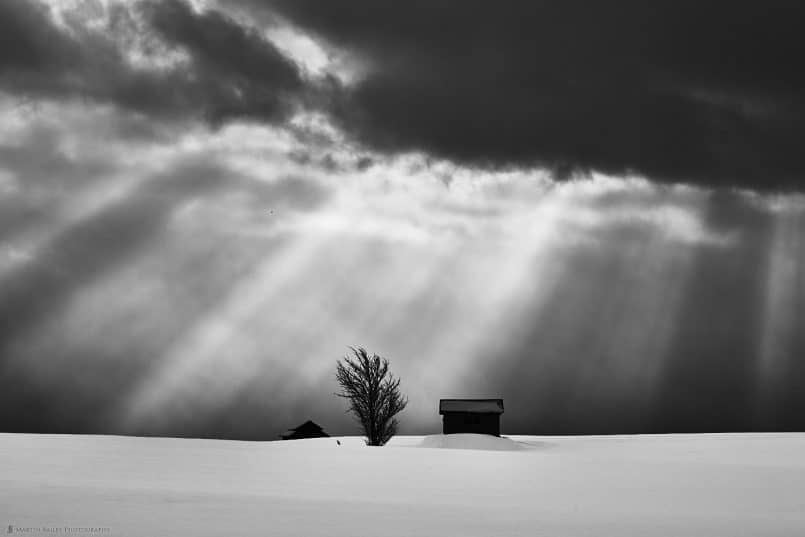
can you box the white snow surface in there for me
[416,433,524,450]
[2,432,805,536]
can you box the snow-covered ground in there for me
[2,432,805,536]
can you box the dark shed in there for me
[439,399,504,436]
[280,420,330,440]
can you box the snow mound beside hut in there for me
[416,433,524,451]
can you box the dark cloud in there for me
[252,0,805,191]
[0,1,77,73]
[0,0,307,125]
[140,0,305,123]
[6,1,803,190]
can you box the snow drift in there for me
[416,433,525,450]
[2,433,805,536]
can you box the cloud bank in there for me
[0,0,311,125]
[263,0,805,190]
[3,0,805,190]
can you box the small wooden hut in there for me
[439,399,504,436]
[280,420,330,440]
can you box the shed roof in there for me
[280,420,330,440]
[290,420,325,432]
[439,399,504,414]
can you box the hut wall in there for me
[442,412,500,436]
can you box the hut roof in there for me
[280,420,330,440]
[290,420,325,432]
[439,399,504,415]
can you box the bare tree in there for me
[335,347,408,446]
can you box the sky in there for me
[1,0,804,438]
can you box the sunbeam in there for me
[755,202,805,426]
[2,84,804,438]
